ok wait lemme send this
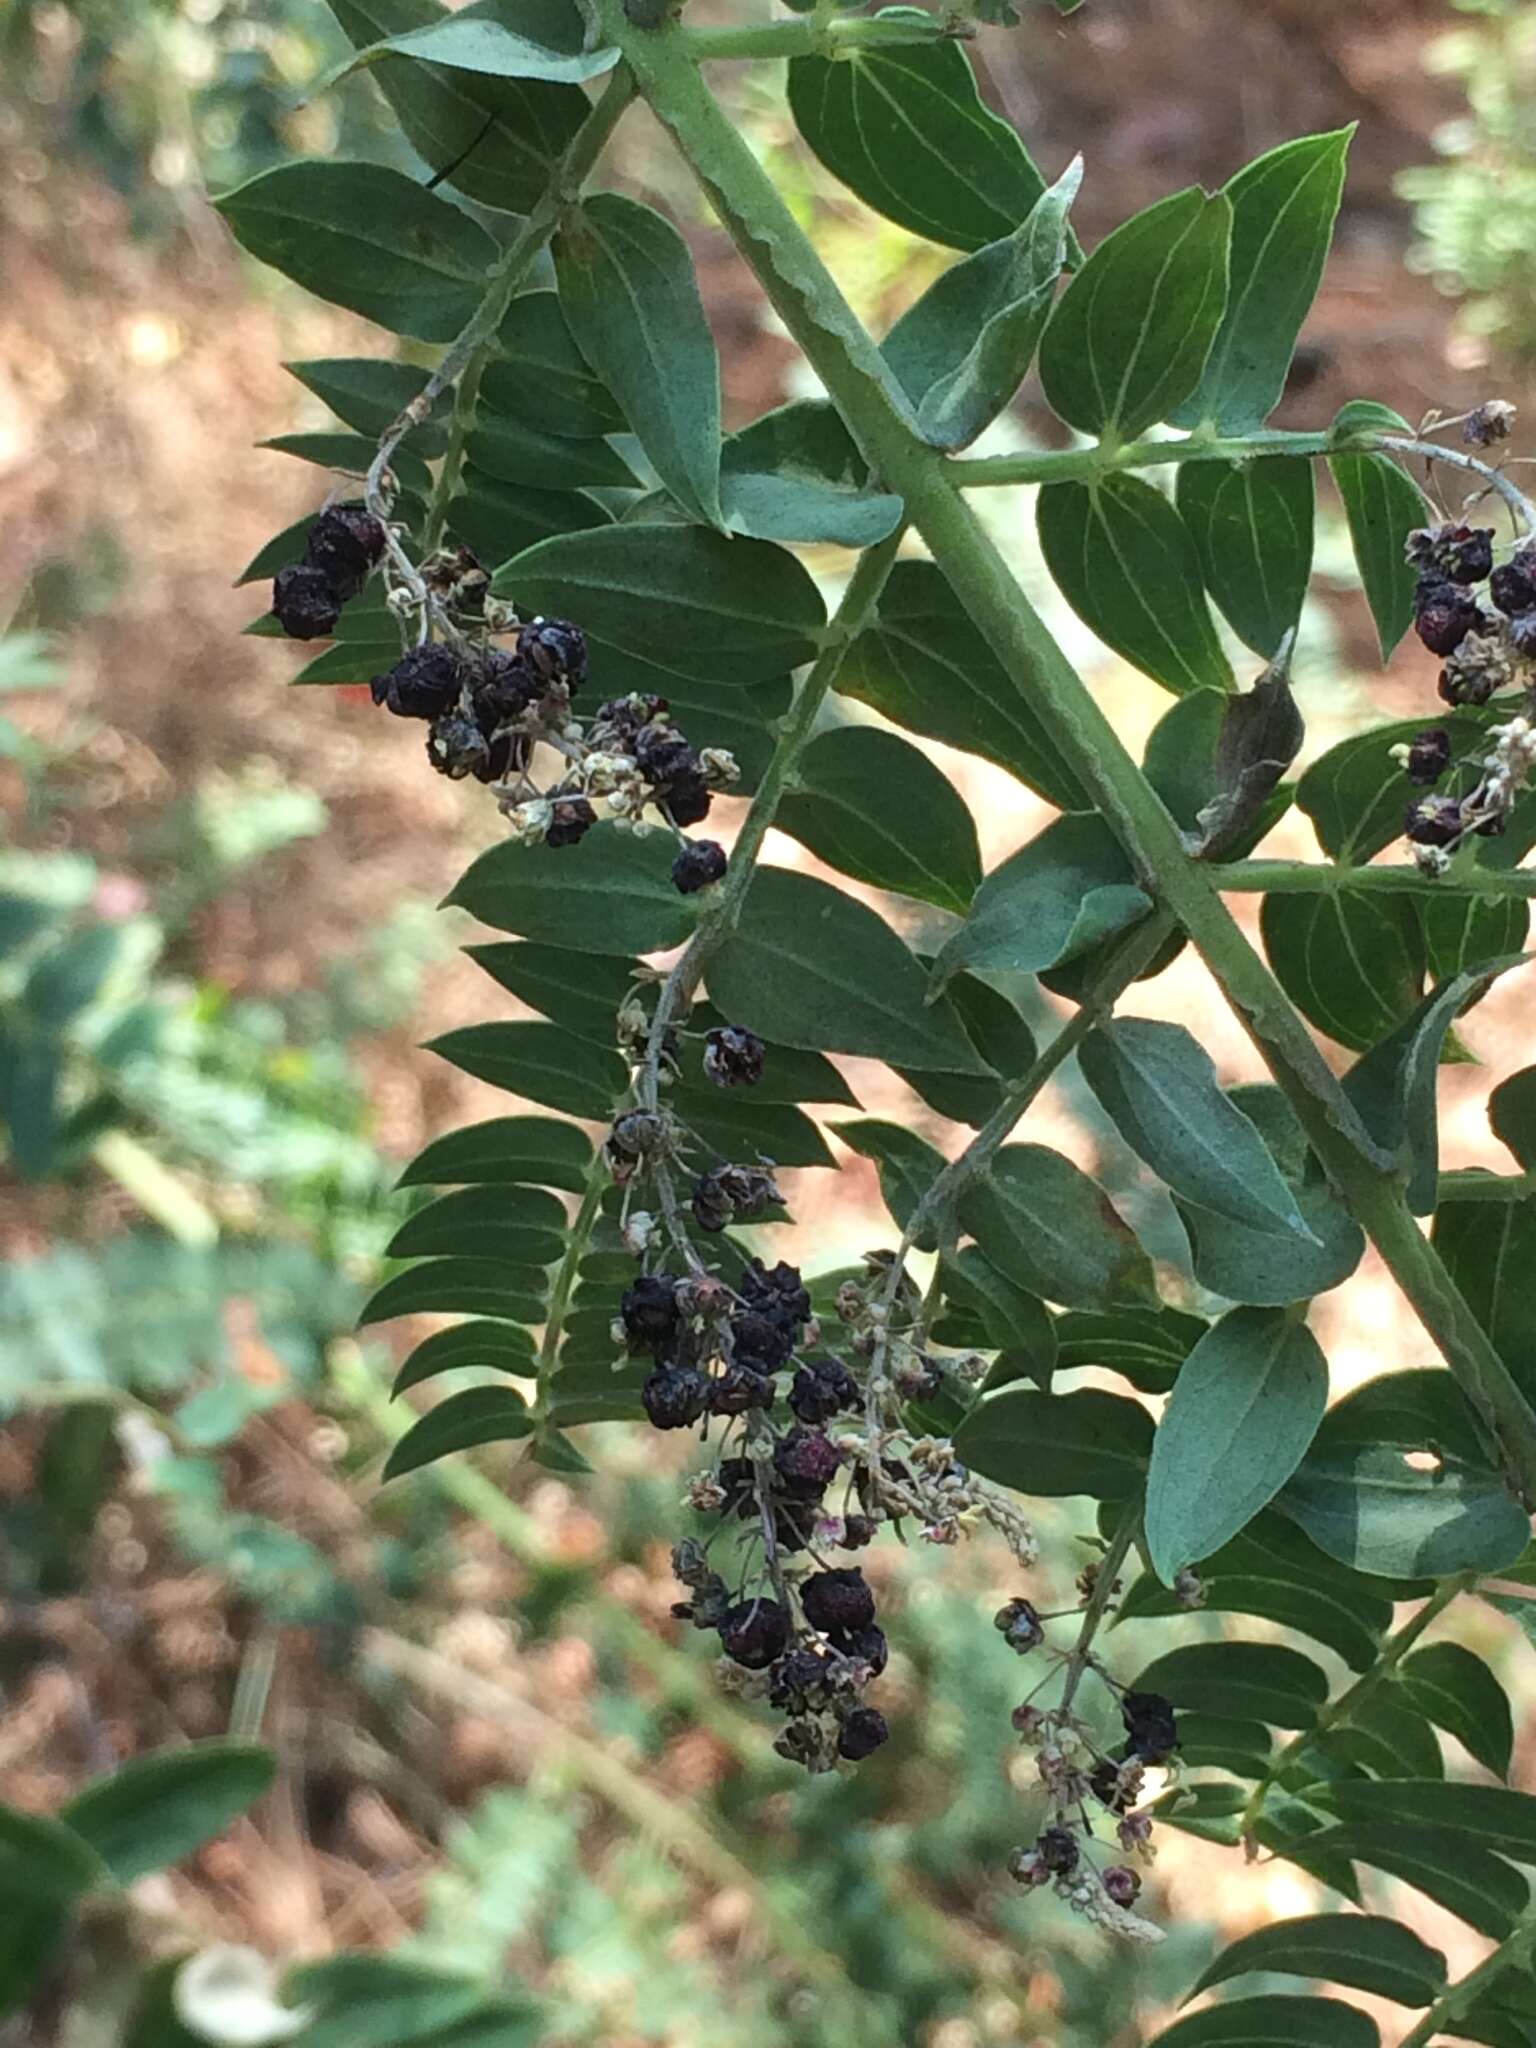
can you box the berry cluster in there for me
[271,502,388,640]
[1401,519,1536,871]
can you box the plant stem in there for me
[1058,1503,1141,1719]
[1209,859,1536,899]
[683,12,953,59]
[532,1157,607,1419]
[1238,1573,1470,1845]
[1380,434,1536,538]
[949,430,1333,490]
[602,6,1536,1502]
[1397,1897,1536,2048]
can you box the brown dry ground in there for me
[1,2,1533,2038]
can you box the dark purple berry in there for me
[841,1624,888,1675]
[704,1025,765,1090]
[774,1426,842,1497]
[841,1514,878,1550]
[672,840,728,896]
[717,1598,790,1670]
[691,1173,732,1235]
[1090,1760,1135,1813]
[641,1367,711,1431]
[271,563,343,640]
[1508,611,1536,659]
[370,643,468,721]
[519,617,587,688]
[1037,1826,1080,1876]
[1405,727,1452,786]
[1439,660,1499,708]
[1103,1865,1142,1907]
[1491,561,1536,616]
[620,1274,680,1353]
[304,502,385,594]
[1121,1689,1180,1765]
[663,775,712,829]
[545,797,597,848]
[1405,793,1465,848]
[476,647,540,724]
[801,1568,875,1638]
[769,1647,832,1710]
[714,1457,756,1517]
[789,1357,859,1425]
[707,1364,775,1416]
[731,1310,796,1374]
[739,1259,811,1328]
[1414,578,1484,658]
[837,1708,889,1761]
[994,1598,1045,1654]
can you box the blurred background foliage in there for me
[3,2,1536,2044]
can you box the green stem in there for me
[1210,859,1536,900]
[1058,1503,1141,1719]
[602,4,1536,1503]
[1398,1899,1536,2048]
[532,1156,607,1420]
[949,429,1333,490]
[1438,1169,1536,1202]
[1239,1574,1470,1844]
[683,12,953,59]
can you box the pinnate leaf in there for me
[1399,1641,1514,1779]
[392,1318,537,1395]
[398,1115,592,1191]
[777,725,982,913]
[719,402,903,548]
[1328,404,1430,662]
[1177,456,1316,659]
[447,823,697,957]
[959,1143,1156,1310]
[384,1386,534,1479]
[62,1743,274,1885]
[1134,1641,1329,1727]
[954,1385,1152,1499]
[360,1259,546,1328]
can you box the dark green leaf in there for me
[1039,476,1232,697]
[466,941,634,1044]
[360,1259,546,1328]
[0,1029,61,1178]
[931,812,1149,991]
[1053,1304,1207,1393]
[834,1119,948,1249]
[1345,960,1524,1211]
[1173,130,1352,432]
[1175,1713,1274,1777]
[718,401,903,547]
[939,1248,1057,1384]
[447,470,611,569]
[1189,1913,1442,2008]
[883,157,1080,448]
[0,1800,108,1903]
[898,967,1036,1128]
[447,822,698,956]
[1324,1685,1444,1782]
[384,1386,534,1479]
[387,1186,566,1264]
[954,1385,1152,1499]
[705,867,988,1075]
[1080,1018,1311,1235]
[1418,889,1531,1004]
[836,559,1091,811]
[329,0,589,215]
[487,292,624,437]
[1492,1066,1536,1169]
[1139,686,1290,855]
[1145,1307,1328,1581]
[674,1091,838,1172]
[397,1115,593,1191]
[1314,1781,1536,1865]
[1039,186,1232,440]
[1296,707,1501,865]
[1291,1823,1529,1940]
[1261,890,1424,1053]
[215,161,496,341]
[1328,430,1430,662]
[1147,2000,1376,2048]
[1399,1641,1515,1779]
[343,2,617,88]
[546,1358,650,1427]
[1176,458,1316,660]
[62,1742,274,1885]
[392,1318,537,1395]
[285,355,448,452]
[960,1143,1156,1309]
[555,194,723,527]
[1433,1195,1536,1412]
[427,1022,626,1120]
[684,1002,860,1107]
[1134,1641,1329,1728]
[289,1954,500,2048]
[466,414,638,492]
[1117,1531,1388,1672]
[1155,1781,1248,1848]
[492,525,825,685]
[776,725,981,912]
[787,12,1050,252]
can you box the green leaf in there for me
[1145,1307,1328,1581]
[1173,130,1352,432]
[386,1186,566,1264]
[1261,891,1424,1054]
[1134,1641,1329,1728]
[718,402,903,547]
[427,1022,626,1120]
[1174,1713,1274,1777]
[959,1143,1156,1309]
[1290,1823,1529,1940]
[1418,888,1531,1004]
[1172,1084,1365,1306]
[328,0,589,215]
[787,11,1050,252]
[1039,186,1232,440]
[1189,1913,1442,2009]
[1053,1304,1207,1393]
[262,432,434,506]
[1037,476,1233,697]
[0,1903,68,2019]
[883,157,1081,448]
[834,1119,948,1249]
[836,559,1090,811]
[704,867,988,1075]
[938,1248,1057,1385]
[289,1954,510,2048]
[683,1001,860,1107]
[899,967,1036,1129]
[392,1318,537,1394]
[343,2,618,88]
[1399,1642,1514,1780]
[1492,1065,1536,1169]
[1314,1781,1536,1865]
[1433,1195,1536,1411]
[383,1386,534,1479]
[0,1800,108,1903]
[360,1259,546,1328]
[1176,457,1316,658]
[487,292,624,437]
[447,822,697,957]
[61,1742,274,1885]
[931,812,1150,992]
[1328,426,1430,662]
[1080,1018,1311,1236]
[467,941,635,1045]
[286,356,449,454]
[546,1358,650,1427]
[491,525,825,685]
[1147,2001,1377,2048]
[674,1090,838,1172]
[776,725,981,913]
[398,1115,593,1191]
[215,161,496,341]
[555,195,723,527]
[1296,707,1502,865]
[1345,960,1524,1212]
[1326,1686,1445,1783]
[465,413,639,493]
[447,470,611,569]
[954,1385,1153,1499]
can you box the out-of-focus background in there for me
[2,2,1535,2042]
